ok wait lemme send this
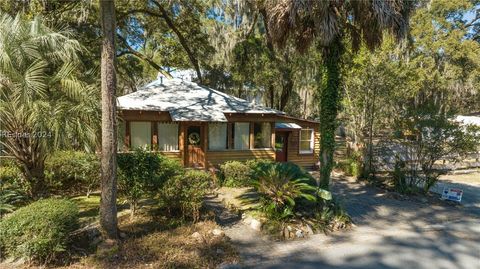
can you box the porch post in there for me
[249,122,254,149]
[125,121,131,150]
[270,122,275,149]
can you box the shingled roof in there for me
[116,78,283,122]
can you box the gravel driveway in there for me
[221,173,480,269]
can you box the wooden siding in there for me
[119,111,320,169]
[206,149,275,167]
[160,151,182,161]
[120,110,171,121]
[286,129,320,169]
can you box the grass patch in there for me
[71,194,101,225]
[71,194,134,226]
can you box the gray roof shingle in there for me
[117,78,283,122]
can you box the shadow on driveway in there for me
[222,174,480,269]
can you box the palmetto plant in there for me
[0,182,26,218]
[0,13,99,197]
[264,0,414,189]
[251,162,319,219]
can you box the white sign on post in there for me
[441,187,463,202]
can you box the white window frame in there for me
[299,128,314,154]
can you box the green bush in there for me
[249,162,322,220]
[338,151,362,178]
[45,151,100,196]
[245,159,274,170]
[311,199,352,232]
[159,169,212,222]
[0,198,79,263]
[219,161,252,187]
[157,156,184,183]
[0,159,24,186]
[244,162,349,238]
[117,149,183,217]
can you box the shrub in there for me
[311,199,352,232]
[0,159,24,186]
[249,162,321,220]
[159,169,212,222]
[245,159,274,170]
[0,166,21,183]
[0,198,79,263]
[45,151,100,196]
[391,155,413,194]
[219,161,252,187]
[394,104,480,193]
[117,149,183,218]
[345,152,362,178]
[157,156,184,183]
[335,151,363,179]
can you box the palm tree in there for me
[99,0,119,240]
[0,13,99,198]
[265,0,415,188]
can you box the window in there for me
[253,122,271,148]
[118,120,126,151]
[234,122,249,150]
[158,123,178,151]
[130,121,151,149]
[299,128,314,154]
[208,123,227,150]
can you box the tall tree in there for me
[99,0,118,241]
[266,0,414,188]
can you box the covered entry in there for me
[275,122,302,162]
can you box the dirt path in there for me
[218,174,480,269]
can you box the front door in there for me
[275,131,288,162]
[186,125,204,168]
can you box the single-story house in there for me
[116,77,319,169]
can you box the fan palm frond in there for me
[266,0,414,51]
[0,12,99,167]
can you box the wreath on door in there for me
[188,132,201,145]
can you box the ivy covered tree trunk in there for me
[318,37,343,189]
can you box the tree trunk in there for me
[99,0,118,241]
[318,37,343,189]
[279,70,294,111]
[21,160,46,198]
[268,84,275,108]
